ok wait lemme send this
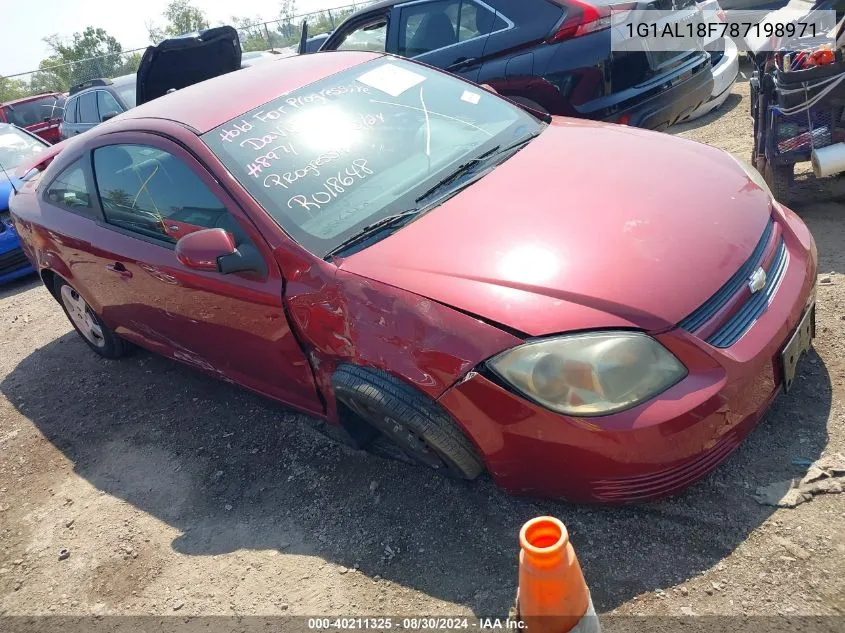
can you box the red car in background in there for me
[9,52,817,503]
[0,93,66,144]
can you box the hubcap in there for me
[60,286,105,348]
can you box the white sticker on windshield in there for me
[356,63,426,97]
[461,90,481,105]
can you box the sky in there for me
[1,0,348,77]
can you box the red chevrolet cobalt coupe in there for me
[10,52,817,503]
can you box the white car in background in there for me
[681,0,741,121]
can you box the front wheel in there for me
[55,279,127,359]
[333,365,484,480]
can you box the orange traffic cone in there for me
[516,516,600,633]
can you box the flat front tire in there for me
[333,365,484,480]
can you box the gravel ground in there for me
[1,58,845,623]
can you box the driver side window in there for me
[336,19,387,52]
[92,144,245,245]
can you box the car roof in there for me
[118,50,383,134]
[69,75,134,98]
[345,0,395,14]
[1,93,62,107]
[110,74,136,87]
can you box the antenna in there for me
[0,158,19,196]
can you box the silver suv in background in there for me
[59,75,136,140]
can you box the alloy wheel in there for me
[60,285,106,348]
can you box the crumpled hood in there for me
[340,118,772,336]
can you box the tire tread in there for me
[333,365,483,480]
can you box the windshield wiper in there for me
[414,144,501,204]
[325,209,421,260]
[497,130,541,157]
[414,130,541,205]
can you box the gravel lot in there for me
[1,59,845,622]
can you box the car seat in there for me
[408,13,457,55]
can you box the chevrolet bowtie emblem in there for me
[748,267,767,294]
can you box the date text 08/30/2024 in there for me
[307,618,527,630]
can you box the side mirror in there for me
[175,228,267,276]
[176,228,236,272]
[102,111,120,121]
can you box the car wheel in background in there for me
[333,365,484,480]
[55,279,127,359]
[764,161,794,203]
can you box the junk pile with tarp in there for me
[749,4,845,201]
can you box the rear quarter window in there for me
[44,158,94,215]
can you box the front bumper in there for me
[437,205,817,503]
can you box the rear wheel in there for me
[333,365,484,480]
[55,279,127,359]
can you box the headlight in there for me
[487,331,687,417]
[729,154,773,198]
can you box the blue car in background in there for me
[0,123,47,284]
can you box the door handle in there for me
[447,57,478,71]
[105,262,132,279]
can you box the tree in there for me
[231,16,285,52]
[115,52,143,77]
[36,27,124,91]
[0,76,29,102]
[148,0,210,43]
[278,0,299,39]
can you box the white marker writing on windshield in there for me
[247,143,298,178]
[262,148,353,189]
[287,159,374,213]
[219,119,254,143]
[253,104,288,124]
[241,134,280,151]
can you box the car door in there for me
[322,9,390,52]
[60,96,78,139]
[80,133,322,414]
[74,91,99,135]
[96,90,124,122]
[387,0,502,81]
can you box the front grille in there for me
[590,431,740,502]
[0,247,30,276]
[679,218,775,332]
[707,240,789,347]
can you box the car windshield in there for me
[0,124,47,172]
[2,95,62,127]
[204,58,542,257]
